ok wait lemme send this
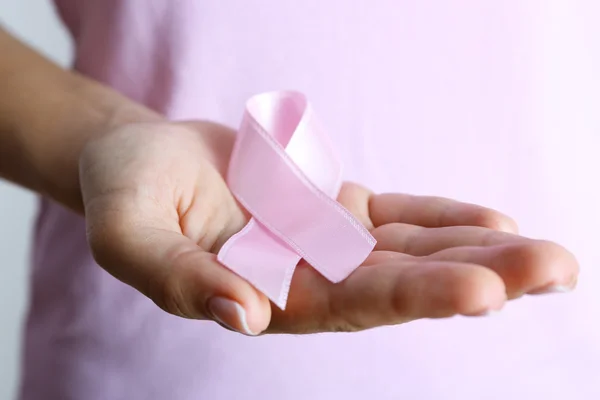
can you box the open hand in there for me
[80,121,579,335]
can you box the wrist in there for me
[39,74,162,213]
[0,28,161,212]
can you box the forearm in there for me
[0,27,160,212]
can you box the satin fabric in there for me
[218,91,375,308]
[20,1,600,399]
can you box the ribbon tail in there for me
[216,91,376,310]
[217,219,299,309]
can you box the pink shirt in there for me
[22,1,600,399]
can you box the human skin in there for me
[0,27,579,335]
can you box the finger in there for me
[373,224,522,256]
[268,260,506,334]
[85,198,271,335]
[361,250,414,266]
[369,193,518,233]
[423,241,579,298]
[336,182,374,229]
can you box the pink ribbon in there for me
[217,91,376,309]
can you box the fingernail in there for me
[467,308,502,317]
[544,285,572,293]
[465,308,502,317]
[500,220,519,234]
[480,309,501,317]
[207,297,256,336]
[529,285,573,295]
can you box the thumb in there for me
[84,199,271,335]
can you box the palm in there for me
[273,188,577,333]
[80,121,579,335]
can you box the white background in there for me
[0,1,72,398]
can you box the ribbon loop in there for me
[218,91,376,308]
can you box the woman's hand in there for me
[80,121,579,335]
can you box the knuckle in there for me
[509,241,553,275]
[391,289,413,320]
[390,279,422,322]
[330,320,364,333]
[434,267,491,317]
[452,279,489,315]
[325,294,369,333]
